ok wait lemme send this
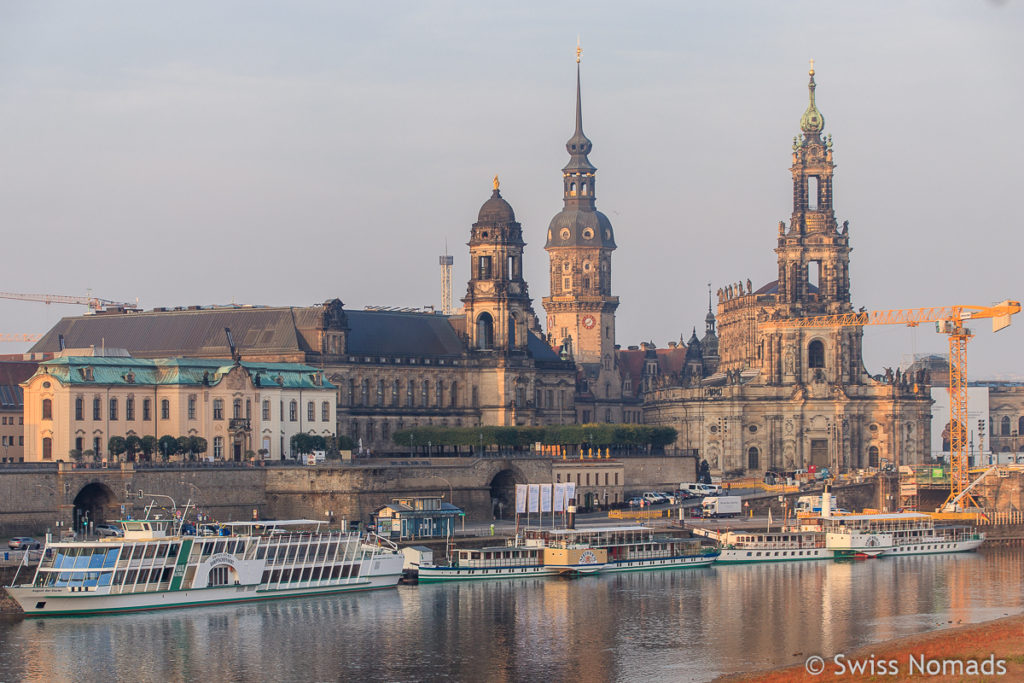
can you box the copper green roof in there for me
[800,66,825,136]
[28,357,334,390]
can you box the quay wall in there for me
[0,456,696,536]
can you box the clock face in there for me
[582,315,596,329]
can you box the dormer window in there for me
[79,367,94,381]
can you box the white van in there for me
[680,483,721,497]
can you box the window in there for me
[109,399,118,421]
[1002,416,1011,436]
[808,340,825,369]
[422,381,430,407]
[289,401,297,422]
[747,447,759,470]
[213,399,224,420]
[161,399,169,420]
[246,400,251,420]
[42,437,52,461]
[322,402,330,422]
[262,400,271,420]
[436,382,443,407]
[360,380,369,407]
[75,437,83,452]
[74,397,83,421]
[406,380,415,407]
[376,380,384,406]
[307,401,315,422]
[391,380,400,407]
[478,255,492,279]
[126,397,135,421]
[449,382,458,408]
[233,399,242,420]
[213,436,223,460]
[472,386,479,407]
[42,399,52,420]
[93,437,101,455]
[143,399,151,421]
[476,313,494,350]
[807,176,819,210]
[868,446,879,468]
[187,396,196,420]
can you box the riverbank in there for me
[718,612,1024,682]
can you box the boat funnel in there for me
[821,489,832,519]
[567,499,576,529]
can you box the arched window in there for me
[392,380,400,406]
[1019,416,1024,436]
[42,437,52,460]
[747,447,759,470]
[450,382,458,407]
[581,182,587,196]
[476,313,494,350]
[42,399,52,420]
[508,314,517,347]
[868,446,879,468]
[1001,416,1011,436]
[808,340,825,368]
[289,401,298,422]
[570,182,577,196]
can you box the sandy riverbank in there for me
[717,612,1024,682]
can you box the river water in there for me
[1,547,1022,682]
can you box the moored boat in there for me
[820,512,985,558]
[5,517,404,617]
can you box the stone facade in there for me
[641,68,932,476]
[21,356,336,462]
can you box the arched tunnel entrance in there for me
[489,469,520,520]
[73,482,117,535]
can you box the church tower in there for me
[775,61,852,316]
[463,177,535,353]
[542,47,619,372]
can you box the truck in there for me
[701,495,742,518]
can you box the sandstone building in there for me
[21,355,336,462]
[642,67,933,475]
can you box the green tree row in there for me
[290,433,355,458]
[391,424,677,452]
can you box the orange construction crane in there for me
[762,300,1020,512]
[0,334,42,343]
[0,291,139,312]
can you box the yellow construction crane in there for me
[0,290,139,312]
[762,300,1020,512]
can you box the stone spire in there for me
[564,44,596,177]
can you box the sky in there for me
[0,1,1021,379]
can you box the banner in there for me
[528,484,540,513]
[515,484,528,514]
[540,484,552,513]
[553,483,566,512]
[565,482,576,505]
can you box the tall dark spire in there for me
[564,42,595,175]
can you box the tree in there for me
[108,436,127,462]
[140,435,157,462]
[257,448,269,460]
[189,436,208,460]
[157,435,178,461]
[698,459,712,485]
[290,432,314,456]
[68,449,83,462]
[176,436,192,460]
[124,435,142,463]
[81,449,96,462]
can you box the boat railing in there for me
[364,532,398,552]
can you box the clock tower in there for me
[542,47,624,421]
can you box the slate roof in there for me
[345,310,465,358]
[0,362,38,409]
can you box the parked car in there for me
[627,497,644,507]
[96,523,123,537]
[8,537,41,550]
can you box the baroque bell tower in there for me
[542,45,619,371]
[775,60,852,316]
[463,177,535,353]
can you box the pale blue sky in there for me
[0,1,1021,378]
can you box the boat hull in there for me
[7,571,402,617]
[884,537,985,556]
[417,565,566,582]
[715,547,833,564]
[601,553,718,572]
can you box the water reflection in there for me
[2,548,1022,683]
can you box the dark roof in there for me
[30,305,472,360]
[0,362,38,409]
[617,346,687,388]
[30,307,309,359]
[753,280,819,296]
[345,310,465,357]
[477,188,516,223]
[546,207,616,248]
[526,331,561,361]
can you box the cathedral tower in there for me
[542,48,619,371]
[775,61,852,315]
[463,177,535,353]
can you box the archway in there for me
[73,482,117,535]
[488,469,520,520]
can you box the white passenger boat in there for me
[5,518,404,617]
[820,512,985,558]
[711,528,832,564]
[417,524,716,582]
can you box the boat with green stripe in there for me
[5,517,404,617]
